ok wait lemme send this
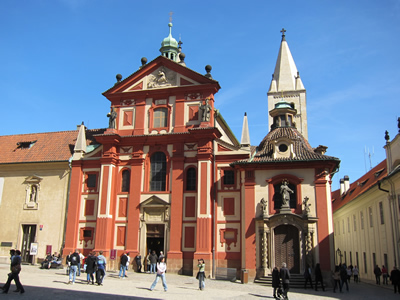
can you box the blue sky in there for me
[1,0,399,190]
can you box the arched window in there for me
[121,169,130,192]
[153,108,168,128]
[150,152,167,191]
[186,167,196,191]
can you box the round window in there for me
[279,144,288,152]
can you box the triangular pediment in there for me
[140,195,169,207]
[24,175,43,183]
[103,56,220,97]
[121,66,200,92]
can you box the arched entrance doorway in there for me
[274,225,300,273]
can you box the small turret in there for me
[160,22,179,61]
[240,112,251,150]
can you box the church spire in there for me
[267,29,308,140]
[268,28,304,92]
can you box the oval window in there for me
[279,144,288,152]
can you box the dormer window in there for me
[273,139,295,159]
[17,141,36,149]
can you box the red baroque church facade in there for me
[64,25,339,280]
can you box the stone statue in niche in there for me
[260,198,268,217]
[199,98,212,122]
[303,196,311,216]
[29,185,37,202]
[280,180,293,207]
[107,107,117,129]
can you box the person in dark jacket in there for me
[135,253,142,273]
[149,251,158,274]
[272,266,280,298]
[390,266,400,293]
[2,250,24,294]
[119,253,128,279]
[340,264,349,292]
[314,263,325,291]
[303,264,313,289]
[280,262,290,300]
[85,252,98,284]
[96,251,107,285]
[67,249,80,284]
[374,265,382,285]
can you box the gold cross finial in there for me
[169,11,174,23]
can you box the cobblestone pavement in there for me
[0,264,399,299]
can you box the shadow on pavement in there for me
[3,284,160,300]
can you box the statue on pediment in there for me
[147,68,176,88]
[199,98,212,122]
[107,107,117,129]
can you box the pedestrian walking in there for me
[159,251,165,262]
[280,262,290,300]
[340,264,349,292]
[303,264,313,289]
[149,257,167,292]
[353,265,359,283]
[2,250,24,294]
[197,258,205,291]
[272,266,280,298]
[96,251,106,285]
[135,253,142,273]
[374,265,382,285]
[78,250,85,276]
[85,251,97,285]
[346,266,352,284]
[119,252,128,279]
[149,251,158,274]
[67,249,80,284]
[382,265,388,285]
[333,265,342,293]
[314,263,325,291]
[146,251,151,273]
[125,252,131,277]
[1,249,15,291]
[390,266,400,294]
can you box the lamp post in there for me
[336,248,342,265]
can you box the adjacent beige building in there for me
[0,129,99,264]
[332,119,400,281]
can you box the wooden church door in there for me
[274,225,300,273]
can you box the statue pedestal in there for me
[279,205,291,213]
[199,122,210,128]
[105,128,117,134]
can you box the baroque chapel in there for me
[61,23,340,281]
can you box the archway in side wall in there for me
[274,225,300,274]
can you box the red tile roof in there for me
[331,159,387,212]
[232,127,339,165]
[0,129,105,164]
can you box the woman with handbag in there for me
[2,250,25,294]
[197,258,205,291]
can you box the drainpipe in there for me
[212,110,217,278]
[61,157,73,256]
